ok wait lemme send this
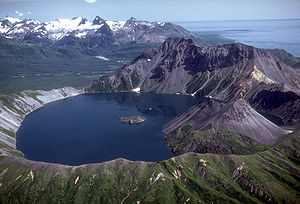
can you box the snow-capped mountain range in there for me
[0,16,195,47]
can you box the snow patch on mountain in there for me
[45,17,103,33]
[0,27,9,34]
[48,32,64,40]
[157,22,165,26]
[139,21,153,27]
[25,20,40,25]
[5,17,21,24]
[75,31,88,38]
[106,20,125,31]
[0,16,195,44]
[95,56,110,61]
[132,87,141,93]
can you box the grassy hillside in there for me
[0,124,299,203]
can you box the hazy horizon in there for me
[2,15,300,23]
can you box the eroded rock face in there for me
[163,98,290,155]
[250,90,300,125]
[88,38,300,101]
[248,83,300,125]
[0,87,80,155]
[87,37,300,124]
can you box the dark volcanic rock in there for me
[249,83,300,125]
[23,29,50,44]
[93,16,105,25]
[293,61,300,69]
[0,19,12,27]
[95,23,113,36]
[88,38,300,102]
[124,17,138,27]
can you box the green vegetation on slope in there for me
[0,127,15,138]
[25,92,43,104]
[0,95,25,115]
[181,123,193,136]
[268,48,300,68]
[166,128,268,155]
[0,40,160,94]
[0,127,299,203]
[185,72,208,94]
[0,33,235,94]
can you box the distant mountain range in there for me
[0,16,197,47]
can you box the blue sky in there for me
[0,0,300,22]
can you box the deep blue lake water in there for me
[176,19,300,57]
[16,93,202,165]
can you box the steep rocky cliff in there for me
[87,38,300,100]
[0,87,80,155]
[87,38,300,124]
[248,83,300,125]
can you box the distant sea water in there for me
[175,19,300,57]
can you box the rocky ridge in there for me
[163,98,291,155]
[88,38,300,96]
[248,83,300,125]
[0,127,299,203]
[88,37,300,124]
[0,87,80,155]
[0,16,196,47]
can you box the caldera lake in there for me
[16,93,203,165]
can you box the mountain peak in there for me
[128,17,137,22]
[93,16,105,25]
[4,16,21,24]
[0,16,196,45]
[161,37,201,50]
[88,35,300,103]
[124,17,138,27]
[71,17,81,20]
[79,17,88,25]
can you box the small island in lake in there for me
[118,116,146,124]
